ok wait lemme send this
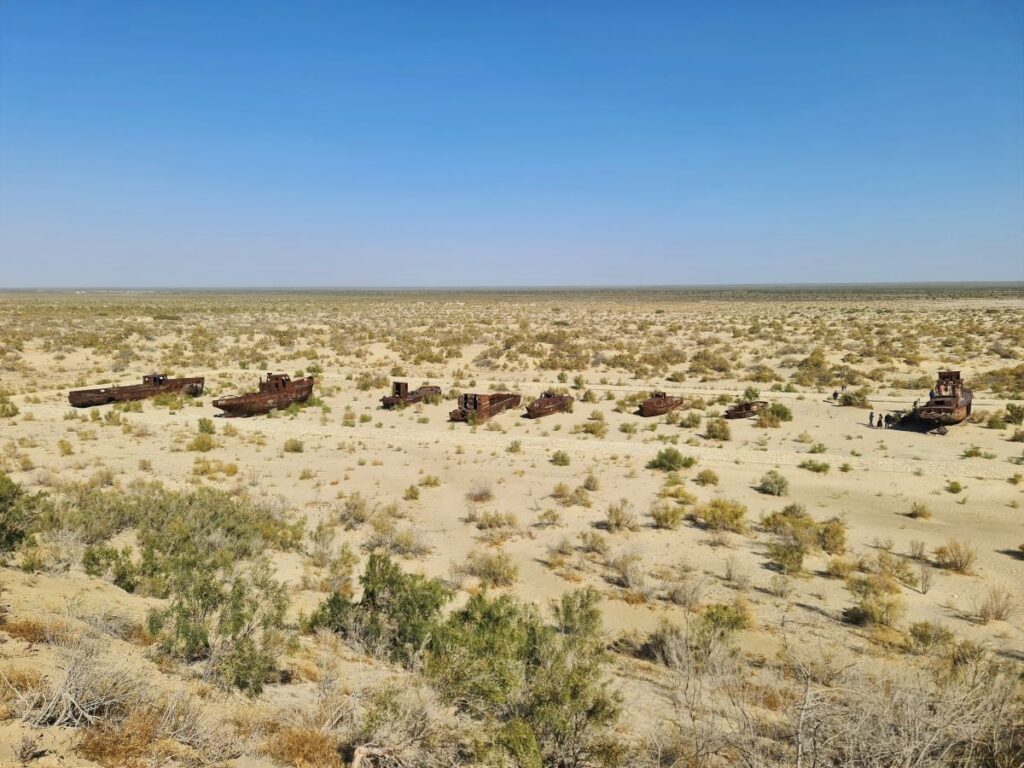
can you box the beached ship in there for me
[639,391,684,417]
[526,391,573,418]
[68,374,204,408]
[212,373,314,416]
[724,400,768,419]
[918,371,972,426]
[380,381,443,409]
[450,392,521,423]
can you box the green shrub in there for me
[704,418,731,441]
[768,538,806,574]
[551,450,570,466]
[693,499,747,533]
[694,469,719,486]
[465,548,519,587]
[0,473,40,553]
[197,417,215,434]
[283,438,304,453]
[82,544,139,592]
[604,499,638,532]
[647,447,694,472]
[1005,403,1024,425]
[756,470,789,496]
[798,459,830,474]
[186,433,216,452]
[649,500,684,530]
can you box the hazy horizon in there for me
[2,2,1022,287]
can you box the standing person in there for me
[832,390,839,402]
[869,411,875,428]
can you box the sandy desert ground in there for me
[0,287,1022,767]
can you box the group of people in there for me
[869,411,897,429]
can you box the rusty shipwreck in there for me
[380,381,443,409]
[639,391,684,417]
[68,374,204,408]
[724,400,768,419]
[526,391,573,418]
[918,371,972,426]
[450,392,521,423]
[212,373,314,417]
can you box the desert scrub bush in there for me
[647,447,694,471]
[907,620,955,654]
[693,468,719,486]
[579,530,609,556]
[767,538,806,574]
[839,387,872,408]
[798,459,830,474]
[945,480,964,494]
[197,417,215,434]
[466,484,494,504]
[506,439,522,454]
[57,438,73,456]
[464,548,519,587]
[0,473,41,553]
[692,499,747,533]
[678,411,702,429]
[475,510,517,530]
[704,418,731,441]
[756,469,789,496]
[977,587,1014,623]
[403,484,420,501]
[0,392,19,419]
[933,539,977,573]
[82,544,139,592]
[843,575,907,627]
[649,500,684,530]
[426,589,624,766]
[603,498,638,532]
[550,450,570,466]
[583,472,600,491]
[186,433,216,452]
[283,437,304,453]
[761,503,846,555]
[307,553,451,664]
[418,474,440,487]
[909,501,932,519]
[147,561,289,694]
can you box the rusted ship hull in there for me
[213,375,314,417]
[526,393,573,418]
[918,398,971,426]
[918,371,972,426]
[639,392,684,417]
[450,392,521,422]
[724,400,768,419]
[380,382,442,409]
[69,376,204,408]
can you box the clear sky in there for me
[1,1,1022,287]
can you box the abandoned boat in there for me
[639,391,684,417]
[450,392,521,423]
[212,373,314,416]
[68,374,204,408]
[526,391,573,418]
[724,400,768,419]
[380,381,443,409]
[918,371,972,426]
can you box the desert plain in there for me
[0,286,1022,767]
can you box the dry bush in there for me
[976,587,1014,623]
[934,539,977,574]
[692,499,747,533]
[464,548,518,587]
[3,616,72,645]
[264,725,340,767]
[649,500,684,530]
[603,498,638,532]
[607,550,645,590]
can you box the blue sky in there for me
[1,1,1021,287]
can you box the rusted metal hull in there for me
[526,393,573,418]
[450,392,521,422]
[380,382,442,409]
[639,392,684,417]
[213,375,314,417]
[69,376,204,407]
[918,400,971,426]
[724,400,768,419]
[918,371,972,426]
